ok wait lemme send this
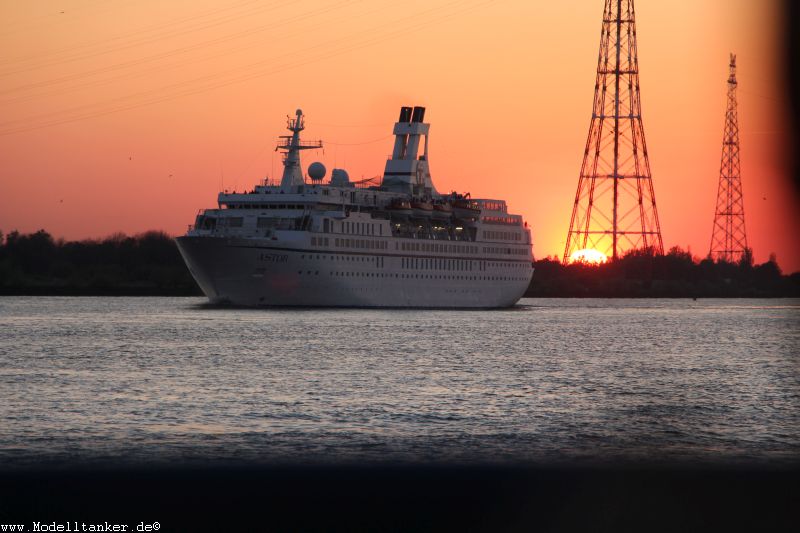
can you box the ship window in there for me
[227,217,243,227]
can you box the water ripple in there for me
[0,296,798,467]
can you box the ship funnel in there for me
[384,105,436,196]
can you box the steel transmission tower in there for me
[564,0,663,263]
[709,54,748,263]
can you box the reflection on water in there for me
[0,297,798,467]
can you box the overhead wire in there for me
[310,122,386,128]
[0,1,377,125]
[0,0,135,39]
[0,0,361,101]
[0,0,494,136]
[0,0,293,75]
[1,0,463,116]
[324,135,394,146]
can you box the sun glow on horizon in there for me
[568,249,609,264]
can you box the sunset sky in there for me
[1,0,796,270]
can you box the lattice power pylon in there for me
[709,54,748,263]
[564,0,663,263]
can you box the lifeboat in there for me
[387,198,413,217]
[452,199,481,219]
[431,201,453,220]
[410,199,434,218]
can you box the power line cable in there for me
[0,0,134,39]
[0,0,359,100]
[0,0,290,74]
[324,135,394,146]
[0,0,469,126]
[0,0,494,136]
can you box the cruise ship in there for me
[176,107,534,307]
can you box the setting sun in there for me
[568,249,608,264]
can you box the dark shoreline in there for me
[2,230,798,299]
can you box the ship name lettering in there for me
[259,253,288,263]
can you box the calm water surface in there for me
[1,297,798,467]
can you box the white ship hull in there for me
[177,235,533,308]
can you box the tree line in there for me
[526,247,799,297]
[0,230,200,295]
[0,230,797,297]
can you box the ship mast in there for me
[277,109,322,192]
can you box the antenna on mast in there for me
[277,109,323,192]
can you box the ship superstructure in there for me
[177,107,534,307]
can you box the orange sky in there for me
[1,0,797,271]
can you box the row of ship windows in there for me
[481,215,522,225]
[296,270,528,282]
[335,220,382,236]
[311,236,389,251]
[478,201,507,212]
[335,237,388,250]
[311,237,525,256]
[225,204,306,210]
[400,241,477,254]
[484,247,528,256]
[326,219,524,245]
[401,257,529,272]
[484,230,522,241]
[207,214,523,237]
[299,254,527,270]
[301,254,376,262]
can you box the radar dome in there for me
[330,168,351,187]
[308,162,326,181]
